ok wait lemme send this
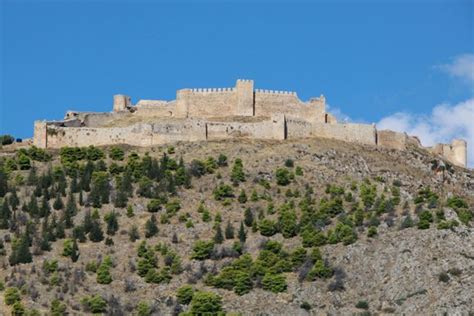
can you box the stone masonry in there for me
[32,79,468,168]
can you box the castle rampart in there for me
[32,79,468,168]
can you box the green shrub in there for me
[189,291,223,314]
[191,240,215,260]
[51,299,67,316]
[367,226,377,237]
[457,209,472,225]
[147,199,163,213]
[275,168,291,186]
[417,219,430,229]
[109,147,125,161]
[447,196,468,209]
[176,285,194,305]
[438,272,450,283]
[213,183,234,200]
[136,301,151,316]
[355,300,369,309]
[262,273,287,293]
[230,158,245,183]
[258,219,277,237]
[81,295,107,313]
[307,260,333,279]
[4,287,21,305]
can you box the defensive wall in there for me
[32,79,468,168]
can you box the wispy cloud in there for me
[377,98,474,167]
[326,103,352,123]
[437,53,474,85]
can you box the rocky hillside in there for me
[0,138,472,315]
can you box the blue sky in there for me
[1,0,473,164]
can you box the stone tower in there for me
[235,79,254,116]
[113,94,132,112]
[451,139,467,168]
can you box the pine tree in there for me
[214,225,224,244]
[238,221,247,243]
[145,215,158,238]
[126,205,135,217]
[53,193,64,210]
[28,196,39,218]
[71,239,79,262]
[9,234,32,265]
[83,210,93,234]
[105,211,119,236]
[0,200,11,229]
[26,166,37,185]
[244,208,254,227]
[225,221,234,239]
[238,189,248,204]
[78,190,84,206]
[63,192,77,228]
[0,169,8,197]
[129,225,140,242]
[39,196,50,218]
[230,158,245,183]
[9,189,19,210]
[55,220,65,239]
[89,219,104,242]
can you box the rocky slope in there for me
[0,138,472,315]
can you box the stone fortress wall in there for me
[33,79,468,168]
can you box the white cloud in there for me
[326,103,352,123]
[377,98,474,167]
[437,54,474,85]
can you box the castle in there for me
[33,79,467,168]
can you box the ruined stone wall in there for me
[135,100,176,117]
[254,91,326,122]
[175,88,237,118]
[311,122,377,145]
[377,130,408,150]
[33,121,48,148]
[43,119,207,148]
[206,114,285,141]
[430,140,467,168]
[285,116,313,138]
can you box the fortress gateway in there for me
[33,79,467,168]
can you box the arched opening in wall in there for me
[168,111,173,117]
[324,113,328,123]
[375,132,378,145]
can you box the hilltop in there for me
[0,138,473,315]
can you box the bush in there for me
[81,295,107,313]
[262,273,287,293]
[417,220,430,230]
[300,301,311,311]
[0,135,14,145]
[109,147,125,161]
[191,240,215,260]
[438,272,450,283]
[176,285,194,305]
[447,196,468,209]
[258,219,277,237]
[4,287,21,305]
[230,158,245,183]
[136,301,151,316]
[147,199,163,213]
[355,300,369,309]
[275,168,291,186]
[307,260,333,279]
[51,299,67,316]
[189,291,223,314]
[367,226,377,237]
[213,183,234,200]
